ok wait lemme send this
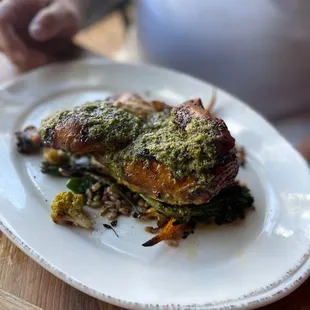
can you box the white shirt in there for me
[135,0,310,145]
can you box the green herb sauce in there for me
[136,117,217,179]
[41,100,219,187]
[106,111,218,187]
[40,101,143,150]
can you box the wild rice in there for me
[88,201,101,209]
[86,189,93,201]
[138,200,145,207]
[85,182,183,246]
[91,182,102,192]
[107,211,118,221]
[93,195,101,202]
[88,185,151,221]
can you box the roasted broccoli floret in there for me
[51,192,92,229]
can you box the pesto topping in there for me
[41,100,220,188]
[40,101,143,149]
[107,113,219,190]
[132,117,217,180]
[144,112,170,131]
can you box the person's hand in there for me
[0,0,82,71]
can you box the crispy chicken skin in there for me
[40,94,238,205]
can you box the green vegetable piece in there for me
[66,177,95,194]
[141,183,254,224]
[41,161,62,176]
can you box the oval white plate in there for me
[0,59,310,310]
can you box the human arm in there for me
[0,0,119,70]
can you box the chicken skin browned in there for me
[40,95,238,205]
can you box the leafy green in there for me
[141,183,254,224]
[41,161,62,176]
[66,177,95,194]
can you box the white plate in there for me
[1,58,310,310]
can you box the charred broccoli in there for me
[51,192,92,229]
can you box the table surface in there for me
[1,10,310,310]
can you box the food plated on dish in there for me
[16,92,254,246]
[3,60,310,309]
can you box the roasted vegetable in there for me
[41,155,92,177]
[141,183,254,246]
[43,148,68,164]
[51,192,92,229]
[41,161,63,176]
[142,217,187,247]
[15,126,41,154]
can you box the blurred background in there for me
[75,0,137,61]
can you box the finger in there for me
[0,25,48,69]
[0,1,16,24]
[29,2,79,42]
[21,48,51,71]
[0,25,29,66]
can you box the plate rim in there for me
[1,217,310,310]
[1,58,310,310]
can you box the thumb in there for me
[29,2,79,42]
